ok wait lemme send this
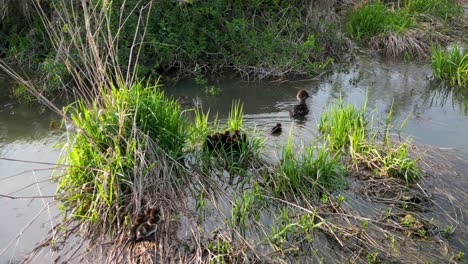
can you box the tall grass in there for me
[57,81,188,228]
[431,45,468,87]
[227,100,244,131]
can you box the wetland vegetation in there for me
[0,0,467,263]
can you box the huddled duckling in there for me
[130,207,160,242]
[271,123,282,136]
[204,130,248,155]
[289,89,310,119]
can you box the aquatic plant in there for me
[431,45,468,87]
[227,100,244,131]
[269,207,323,248]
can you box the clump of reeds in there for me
[431,45,468,87]
[57,81,188,234]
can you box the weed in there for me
[442,224,453,238]
[319,98,421,182]
[457,251,464,261]
[230,184,262,228]
[270,208,323,247]
[227,100,244,131]
[361,220,369,230]
[366,250,378,264]
[318,97,367,152]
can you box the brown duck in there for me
[289,89,310,119]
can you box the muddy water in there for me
[0,53,467,262]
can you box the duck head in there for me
[296,89,310,104]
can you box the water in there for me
[0,75,62,263]
[0,53,467,262]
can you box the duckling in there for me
[205,134,215,151]
[220,131,230,144]
[271,123,282,136]
[135,221,157,241]
[130,207,160,242]
[289,89,310,119]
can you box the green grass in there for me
[273,129,344,196]
[431,45,468,87]
[269,207,323,248]
[318,97,368,152]
[347,2,414,40]
[227,100,244,131]
[57,81,188,225]
[318,99,421,182]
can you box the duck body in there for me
[289,89,310,119]
[204,130,248,155]
[130,208,160,242]
[271,123,282,136]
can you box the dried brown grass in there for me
[368,28,449,58]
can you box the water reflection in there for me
[423,79,468,116]
[166,54,468,156]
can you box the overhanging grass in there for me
[431,45,468,87]
[346,0,463,58]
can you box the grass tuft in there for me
[404,0,462,19]
[273,129,344,197]
[319,98,421,182]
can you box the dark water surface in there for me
[0,54,467,262]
